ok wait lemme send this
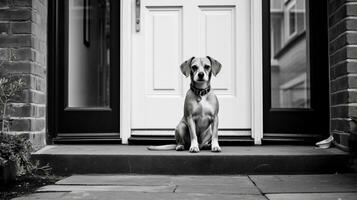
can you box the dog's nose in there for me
[198,72,204,79]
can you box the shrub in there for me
[0,66,50,177]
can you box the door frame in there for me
[120,0,263,144]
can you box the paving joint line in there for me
[247,175,266,195]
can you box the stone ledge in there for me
[32,145,351,175]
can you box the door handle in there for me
[135,0,141,32]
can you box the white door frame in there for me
[120,0,263,145]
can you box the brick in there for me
[0,35,32,48]
[331,60,357,79]
[0,22,9,34]
[13,0,32,7]
[330,46,357,66]
[21,74,46,91]
[38,0,47,7]
[329,32,357,53]
[11,21,31,34]
[330,48,347,66]
[331,119,352,133]
[330,34,347,54]
[331,75,357,92]
[331,90,357,104]
[329,4,347,27]
[0,48,10,60]
[0,8,31,21]
[347,2,357,16]
[0,0,9,8]
[331,105,357,118]
[8,103,45,118]
[329,19,347,41]
[332,131,351,147]
[329,18,357,41]
[10,118,45,131]
[11,48,35,61]
[28,131,46,150]
[3,61,46,77]
[329,0,357,14]
[347,18,357,30]
[330,3,357,26]
[12,89,46,104]
[11,118,31,131]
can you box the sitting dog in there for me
[148,56,222,153]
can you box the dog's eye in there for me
[192,65,198,71]
[204,65,210,70]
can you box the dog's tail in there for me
[147,144,177,151]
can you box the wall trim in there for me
[120,0,133,144]
[251,0,263,145]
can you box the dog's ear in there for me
[180,57,195,77]
[207,56,222,76]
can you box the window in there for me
[286,1,297,39]
[270,0,309,108]
[67,0,111,108]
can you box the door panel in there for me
[132,0,251,133]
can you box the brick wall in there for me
[0,0,47,150]
[329,0,357,151]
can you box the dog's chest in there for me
[191,98,215,119]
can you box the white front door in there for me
[131,0,252,136]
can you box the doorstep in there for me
[32,145,351,175]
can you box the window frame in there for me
[285,0,298,41]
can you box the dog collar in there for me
[190,84,211,97]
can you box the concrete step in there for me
[32,145,352,175]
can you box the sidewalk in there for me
[13,174,357,200]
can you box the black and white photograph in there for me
[0,0,357,199]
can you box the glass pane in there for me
[289,5,296,35]
[270,0,310,108]
[67,0,110,108]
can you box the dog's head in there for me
[180,56,222,83]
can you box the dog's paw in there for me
[211,145,221,152]
[176,145,185,151]
[189,145,200,153]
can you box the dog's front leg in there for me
[211,115,221,152]
[186,115,199,153]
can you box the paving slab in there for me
[266,193,357,200]
[12,192,69,200]
[56,175,173,186]
[57,175,250,186]
[171,175,250,185]
[250,174,357,193]
[13,191,267,200]
[175,184,261,195]
[173,176,261,195]
[37,185,175,193]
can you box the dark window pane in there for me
[67,0,110,108]
[270,0,309,108]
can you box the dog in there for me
[147,56,222,153]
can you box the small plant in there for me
[0,64,25,133]
[0,65,50,179]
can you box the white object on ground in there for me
[315,136,334,149]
